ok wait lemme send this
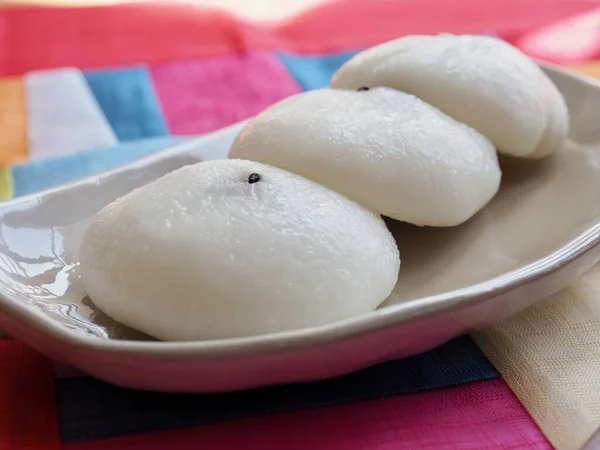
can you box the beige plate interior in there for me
[0,65,599,392]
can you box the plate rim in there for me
[1,64,599,359]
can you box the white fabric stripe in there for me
[25,67,118,160]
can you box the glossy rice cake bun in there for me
[331,34,569,158]
[230,87,501,227]
[79,160,400,341]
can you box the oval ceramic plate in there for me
[1,65,600,393]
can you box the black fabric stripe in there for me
[56,336,498,442]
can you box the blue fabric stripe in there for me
[12,137,188,197]
[56,336,498,442]
[84,67,169,141]
[278,51,359,91]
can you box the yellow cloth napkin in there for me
[475,258,600,450]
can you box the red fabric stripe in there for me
[0,340,60,450]
[63,380,550,450]
[278,0,600,53]
[1,0,600,76]
[0,4,272,76]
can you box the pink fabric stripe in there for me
[150,52,301,135]
[2,0,599,76]
[516,8,600,64]
[63,380,550,450]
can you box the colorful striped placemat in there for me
[1,1,600,449]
